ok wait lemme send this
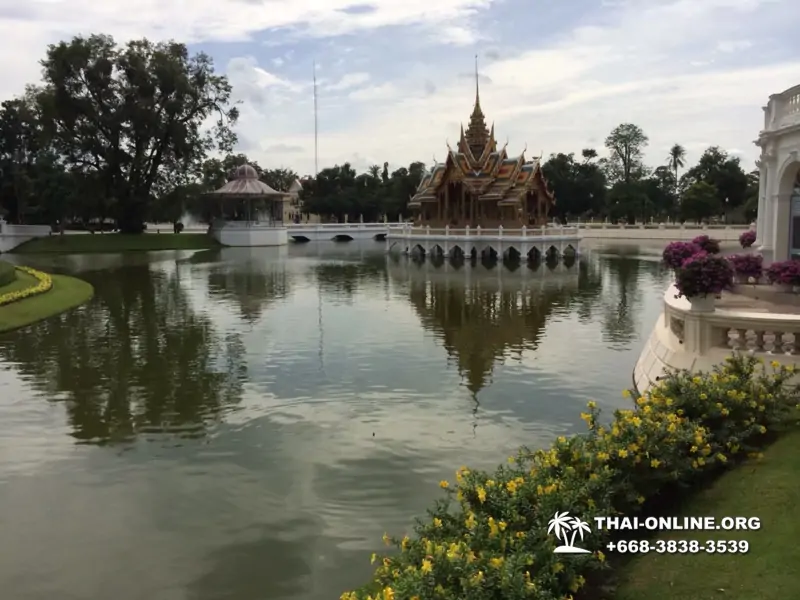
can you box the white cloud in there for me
[325,72,370,92]
[0,0,798,176]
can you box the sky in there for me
[1,0,799,178]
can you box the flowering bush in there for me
[674,252,733,299]
[739,230,756,249]
[0,266,53,306]
[728,254,763,281]
[691,235,721,254]
[343,356,799,600]
[662,241,699,269]
[765,260,800,287]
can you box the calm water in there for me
[0,241,670,600]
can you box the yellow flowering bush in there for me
[0,266,53,306]
[344,355,799,600]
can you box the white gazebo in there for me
[207,164,289,246]
[755,83,800,262]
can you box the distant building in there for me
[283,177,321,224]
[409,71,555,227]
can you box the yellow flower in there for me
[771,360,780,368]
[370,553,377,564]
[470,571,484,585]
[617,449,629,458]
[421,559,433,574]
[637,495,645,504]
[439,480,449,489]
[650,458,661,468]
[716,453,728,463]
[433,518,442,528]
[382,587,394,600]
[759,425,767,434]
[382,533,391,546]
[401,536,410,549]
[489,557,504,569]
[506,480,518,494]
[622,389,631,398]
[552,562,565,573]
[465,513,477,529]
[476,486,487,502]
[597,550,606,562]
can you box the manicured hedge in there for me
[342,355,799,600]
[0,260,16,287]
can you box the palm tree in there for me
[568,517,592,548]
[368,164,381,180]
[668,144,686,182]
[547,511,573,543]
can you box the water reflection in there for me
[0,264,247,445]
[206,248,292,323]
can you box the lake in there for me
[0,241,670,600]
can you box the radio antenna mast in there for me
[313,61,319,176]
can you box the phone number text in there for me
[606,539,749,554]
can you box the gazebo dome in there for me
[234,164,259,180]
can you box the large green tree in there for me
[680,146,748,217]
[680,181,721,222]
[603,123,649,185]
[541,149,606,221]
[35,34,239,232]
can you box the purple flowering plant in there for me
[663,241,700,269]
[674,252,733,299]
[739,230,756,249]
[691,235,721,254]
[765,260,800,286]
[728,254,763,280]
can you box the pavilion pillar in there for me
[444,184,450,224]
[460,186,465,221]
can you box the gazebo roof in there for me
[209,164,288,197]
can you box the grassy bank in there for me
[0,270,94,333]
[12,232,218,254]
[615,428,800,600]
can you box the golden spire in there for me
[465,54,489,157]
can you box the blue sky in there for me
[1,0,799,177]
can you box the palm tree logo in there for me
[548,511,592,553]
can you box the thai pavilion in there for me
[408,74,555,227]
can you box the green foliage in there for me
[540,150,607,221]
[603,123,649,185]
[343,355,799,600]
[680,147,749,214]
[681,181,721,222]
[0,260,16,287]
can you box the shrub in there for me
[691,235,721,254]
[728,254,763,281]
[662,241,699,269]
[0,266,52,306]
[765,260,800,286]
[343,355,799,600]
[739,230,756,249]
[0,260,16,287]
[674,252,733,299]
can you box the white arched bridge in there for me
[386,224,581,260]
[285,222,404,242]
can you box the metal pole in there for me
[313,61,319,177]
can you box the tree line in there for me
[0,33,758,232]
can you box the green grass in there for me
[0,260,16,286]
[615,428,800,600]
[12,232,218,254]
[0,271,95,333]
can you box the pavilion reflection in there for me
[205,247,292,323]
[387,256,580,394]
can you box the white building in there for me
[755,84,800,262]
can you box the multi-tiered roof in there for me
[409,64,554,208]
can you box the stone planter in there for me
[687,295,716,312]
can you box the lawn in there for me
[12,232,218,254]
[0,271,95,333]
[615,428,800,600]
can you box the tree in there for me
[261,167,298,193]
[680,181,721,222]
[641,166,678,220]
[667,144,686,181]
[606,181,650,224]
[541,151,606,220]
[603,123,649,185]
[681,146,748,218]
[35,34,239,233]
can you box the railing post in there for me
[465,225,470,237]
[445,224,449,238]
[476,225,481,237]
[498,225,503,239]
[426,225,430,238]
[541,225,546,236]
[522,225,527,238]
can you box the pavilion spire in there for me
[464,54,489,157]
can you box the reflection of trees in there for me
[314,257,387,302]
[0,266,246,445]
[405,277,575,394]
[207,260,290,323]
[599,256,665,344]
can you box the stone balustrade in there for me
[765,84,800,131]
[634,284,800,393]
